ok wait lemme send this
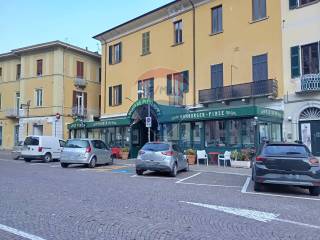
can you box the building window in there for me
[252,53,268,82]
[174,20,183,45]
[109,85,122,106]
[212,5,223,34]
[37,59,43,76]
[35,89,43,107]
[0,126,2,146]
[72,91,87,116]
[167,71,188,105]
[109,43,122,65]
[211,63,223,88]
[252,0,267,21]
[77,61,84,78]
[0,67,2,77]
[138,78,154,99]
[289,0,318,9]
[16,64,21,80]
[301,43,319,75]
[142,32,150,55]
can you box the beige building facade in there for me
[0,41,101,149]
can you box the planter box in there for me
[121,152,129,160]
[231,160,251,169]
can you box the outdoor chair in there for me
[218,151,231,167]
[197,150,209,166]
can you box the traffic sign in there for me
[146,117,152,128]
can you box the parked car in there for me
[252,142,320,196]
[11,141,24,160]
[22,136,65,163]
[136,142,189,177]
[60,139,113,168]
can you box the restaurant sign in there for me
[68,117,130,130]
[127,98,161,118]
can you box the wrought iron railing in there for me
[5,108,20,118]
[74,77,87,88]
[299,74,320,92]
[199,79,278,104]
[72,107,87,117]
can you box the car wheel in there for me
[43,153,52,163]
[88,157,97,168]
[24,158,31,162]
[136,169,144,175]
[60,163,69,168]
[251,168,255,181]
[309,187,320,196]
[170,163,178,177]
[254,181,263,192]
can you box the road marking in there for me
[178,182,241,188]
[244,190,320,201]
[0,159,23,163]
[241,177,251,193]
[0,223,46,240]
[176,172,201,183]
[181,201,320,229]
[192,169,250,177]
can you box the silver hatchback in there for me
[136,142,189,177]
[60,139,113,168]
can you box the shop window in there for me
[106,127,116,147]
[192,122,202,148]
[205,120,226,147]
[163,123,179,144]
[180,123,191,149]
[123,127,130,147]
[271,124,281,142]
[259,123,270,143]
[241,119,255,147]
[228,120,242,147]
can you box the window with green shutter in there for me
[142,32,150,55]
[291,46,301,78]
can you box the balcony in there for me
[5,108,21,118]
[72,107,87,117]
[296,74,320,93]
[74,77,87,88]
[199,79,278,104]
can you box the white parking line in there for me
[176,172,201,183]
[193,169,250,177]
[0,223,46,240]
[241,177,251,193]
[131,175,182,180]
[241,177,320,201]
[178,182,241,188]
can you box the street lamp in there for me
[21,100,31,136]
[137,89,151,142]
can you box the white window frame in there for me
[35,89,43,107]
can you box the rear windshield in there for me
[263,145,310,156]
[142,143,170,152]
[65,140,89,148]
[24,137,39,146]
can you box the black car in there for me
[252,142,320,196]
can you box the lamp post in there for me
[137,89,151,142]
[21,100,31,136]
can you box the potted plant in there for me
[120,147,129,160]
[185,149,196,165]
[230,150,251,169]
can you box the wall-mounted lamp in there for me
[288,116,292,122]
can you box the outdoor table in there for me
[208,152,223,165]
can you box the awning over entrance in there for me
[68,99,283,130]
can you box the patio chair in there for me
[197,150,208,166]
[218,151,231,167]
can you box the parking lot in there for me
[0,153,320,240]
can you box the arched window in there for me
[299,107,320,121]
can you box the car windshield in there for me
[24,137,39,146]
[65,140,89,148]
[142,143,170,152]
[263,145,310,156]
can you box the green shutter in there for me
[289,0,298,9]
[109,87,112,106]
[118,42,122,62]
[291,46,301,78]
[167,74,172,95]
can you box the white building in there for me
[281,0,320,156]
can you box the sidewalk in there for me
[114,158,251,176]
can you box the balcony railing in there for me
[199,79,278,104]
[297,74,320,92]
[74,77,87,88]
[5,108,20,118]
[72,107,87,117]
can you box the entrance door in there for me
[299,121,320,156]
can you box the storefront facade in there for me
[68,99,283,158]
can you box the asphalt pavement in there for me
[0,152,319,240]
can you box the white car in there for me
[22,136,65,163]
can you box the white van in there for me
[22,136,66,163]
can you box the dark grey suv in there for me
[252,142,320,196]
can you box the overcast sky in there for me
[0,0,172,53]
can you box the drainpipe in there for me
[188,0,196,107]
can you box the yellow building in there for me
[70,0,284,157]
[0,41,101,149]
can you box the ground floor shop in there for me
[68,99,283,158]
[283,98,320,156]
